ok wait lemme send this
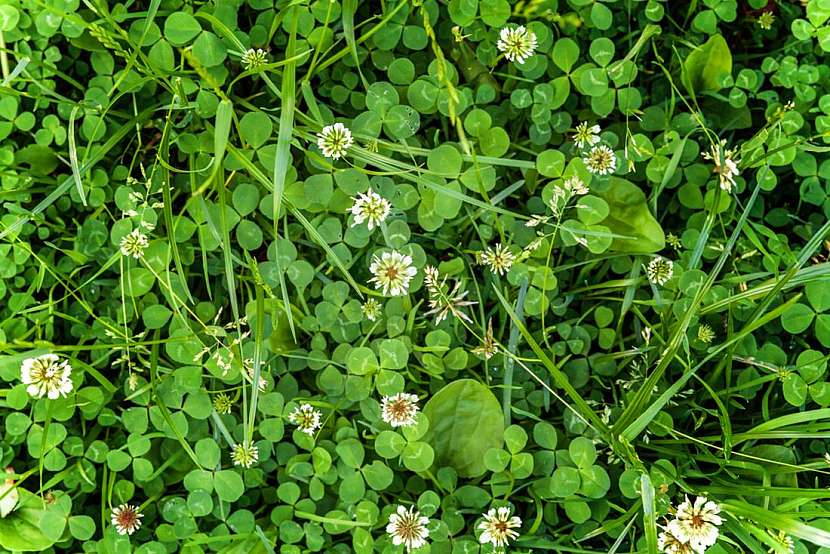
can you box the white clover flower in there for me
[316,122,354,159]
[667,496,722,552]
[111,503,143,535]
[573,122,602,149]
[381,393,420,427]
[0,467,19,518]
[288,403,322,435]
[119,228,149,258]
[369,250,417,296]
[658,526,695,554]
[646,256,674,286]
[213,393,233,414]
[496,25,538,64]
[480,243,515,276]
[702,139,741,192]
[386,505,429,552]
[478,507,522,548]
[565,176,590,195]
[241,48,268,70]
[230,442,259,468]
[362,298,382,321]
[583,145,617,175]
[20,354,73,399]
[350,188,391,230]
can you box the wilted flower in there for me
[573,122,602,149]
[767,530,795,554]
[478,507,522,548]
[480,244,515,276]
[369,250,418,296]
[119,228,149,258]
[381,393,420,427]
[0,467,19,518]
[667,496,722,552]
[423,265,476,324]
[646,257,674,286]
[583,145,617,175]
[213,393,233,414]
[473,319,498,360]
[241,48,268,70]
[230,442,259,468]
[702,139,741,192]
[289,403,322,435]
[21,354,73,399]
[111,503,143,535]
[350,188,391,230]
[362,298,383,321]
[657,526,695,554]
[387,505,429,552]
[316,122,354,159]
[496,25,538,64]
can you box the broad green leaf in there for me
[423,379,504,477]
[594,177,665,252]
[681,34,732,94]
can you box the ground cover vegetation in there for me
[1,0,830,553]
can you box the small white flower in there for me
[362,298,382,321]
[0,467,19,518]
[386,505,429,552]
[316,122,354,160]
[478,507,522,548]
[119,228,149,258]
[350,188,391,230]
[369,250,417,296]
[667,496,722,552]
[702,139,741,192]
[288,403,322,435]
[230,442,259,468]
[583,145,617,175]
[480,244,515,276]
[646,257,674,286]
[20,354,73,399]
[111,503,143,536]
[241,48,268,70]
[381,393,420,427]
[565,176,590,195]
[658,526,695,554]
[496,25,538,64]
[573,122,602,149]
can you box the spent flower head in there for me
[702,139,741,192]
[241,48,268,70]
[111,503,143,536]
[480,244,515,276]
[381,393,420,427]
[350,188,391,230]
[423,265,476,324]
[646,256,674,286]
[230,442,259,468]
[317,122,354,159]
[573,122,602,149]
[657,526,696,554]
[583,145,617,175]
[667,495,722,552]
[289,403,323,435]
[120,228,149,258]
[496,25,537,64]
[387,505,429,552]
[20,354,73,399]
[478,507,522,548]
[473,319,498,360]
[369,250,417,296]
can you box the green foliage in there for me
[1,0,830,553]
